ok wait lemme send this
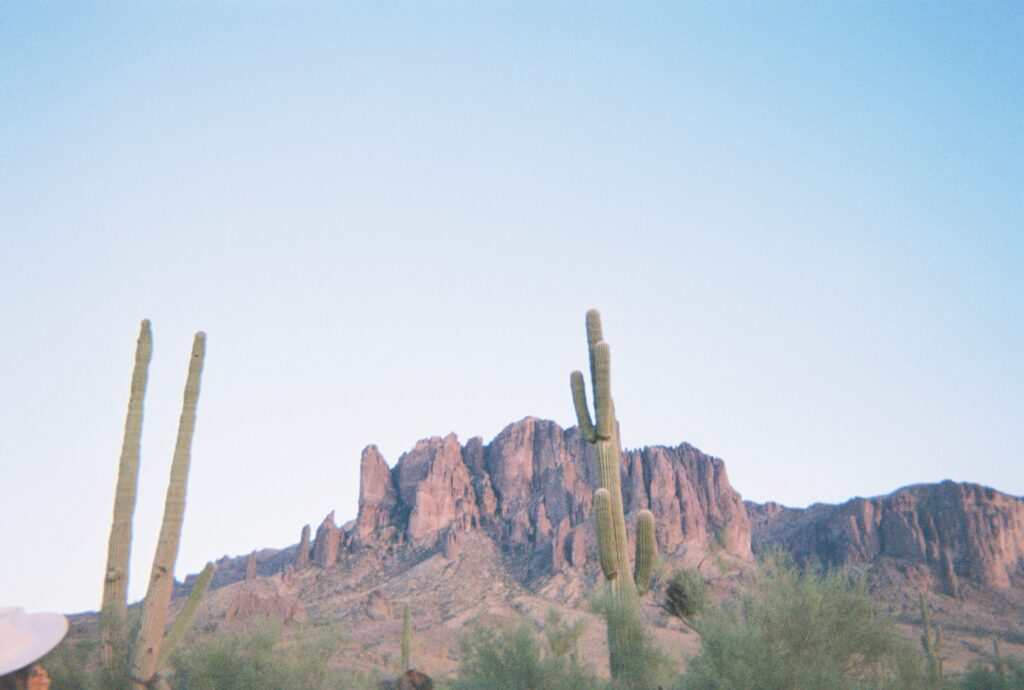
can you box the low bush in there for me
[675,552,928,690]
[170,621,362,690]
[959,654,1024,690]
[450,616,599,690]
[663,568,708,620]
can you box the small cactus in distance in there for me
[401,603,412,671]
[919,593,943,681]
[994,637,1007,679]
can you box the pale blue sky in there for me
[2,2,1021,614]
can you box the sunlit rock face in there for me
[747,481,1024,595]
[351,416,753,571]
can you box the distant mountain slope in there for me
[746,481,1024,596]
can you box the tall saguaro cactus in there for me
[571,309,657,601]
[99,322,214,689]
[132,331,208,688]
[102,320,152,666]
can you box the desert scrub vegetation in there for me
[674,552,928,690]
[449,614,599,690]
[663,568,708,621]
[43,619,136,690]
[960,651,1024,690]
[44,620,375,690]
[169,621,373,690]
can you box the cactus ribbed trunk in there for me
[596,436,636,600]
[401,603,412,671]
[132,332,206,688]
[156,562,215,671]
[102,320,152,668]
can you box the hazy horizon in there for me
[2,3,1020,615]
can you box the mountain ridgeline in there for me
[186,416,1023,604]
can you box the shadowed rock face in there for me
[352,417,752,568]
[748,481,1024,594]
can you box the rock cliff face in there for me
[748,481,1024,595]
[350,417,752,571]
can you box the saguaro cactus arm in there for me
[594,489,618,580]
[570,371,597,443]
[102,320,152,666]
[156,562,215,669]
[133,332,206,687]
[591,342,613,440]
[634,510,656,595]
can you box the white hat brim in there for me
[0,610,69,676]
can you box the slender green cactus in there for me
[633,511,656,595]
[570,309,657,602]
[571,310,660,685]
[101,320,152,667]
[920,593,943,680]
[101,325,214,687]
[993,638,1006,679]
[401,603,412,671]
[157,562,215,670]
[123,330,211,689]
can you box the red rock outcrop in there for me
[296,523,311,569]
[748,481,1024,594]
[179,417,752,591]
[225,590,304,624]
[401,433,480,546]
[349,417,752,572]
[313,511,341,567]
[355,445,398,542]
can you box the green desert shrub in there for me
[450,617,599,690]
[543,608,587,663]
[675,552,927,690]
[42,612,139,690]
[663,568,708,620]
[959,655,1024,690]
[169,621,354,690]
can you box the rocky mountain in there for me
[186,417,752,595]
[747,481,1024,597]
[350,417,751,571]
[163,417,1022,675]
